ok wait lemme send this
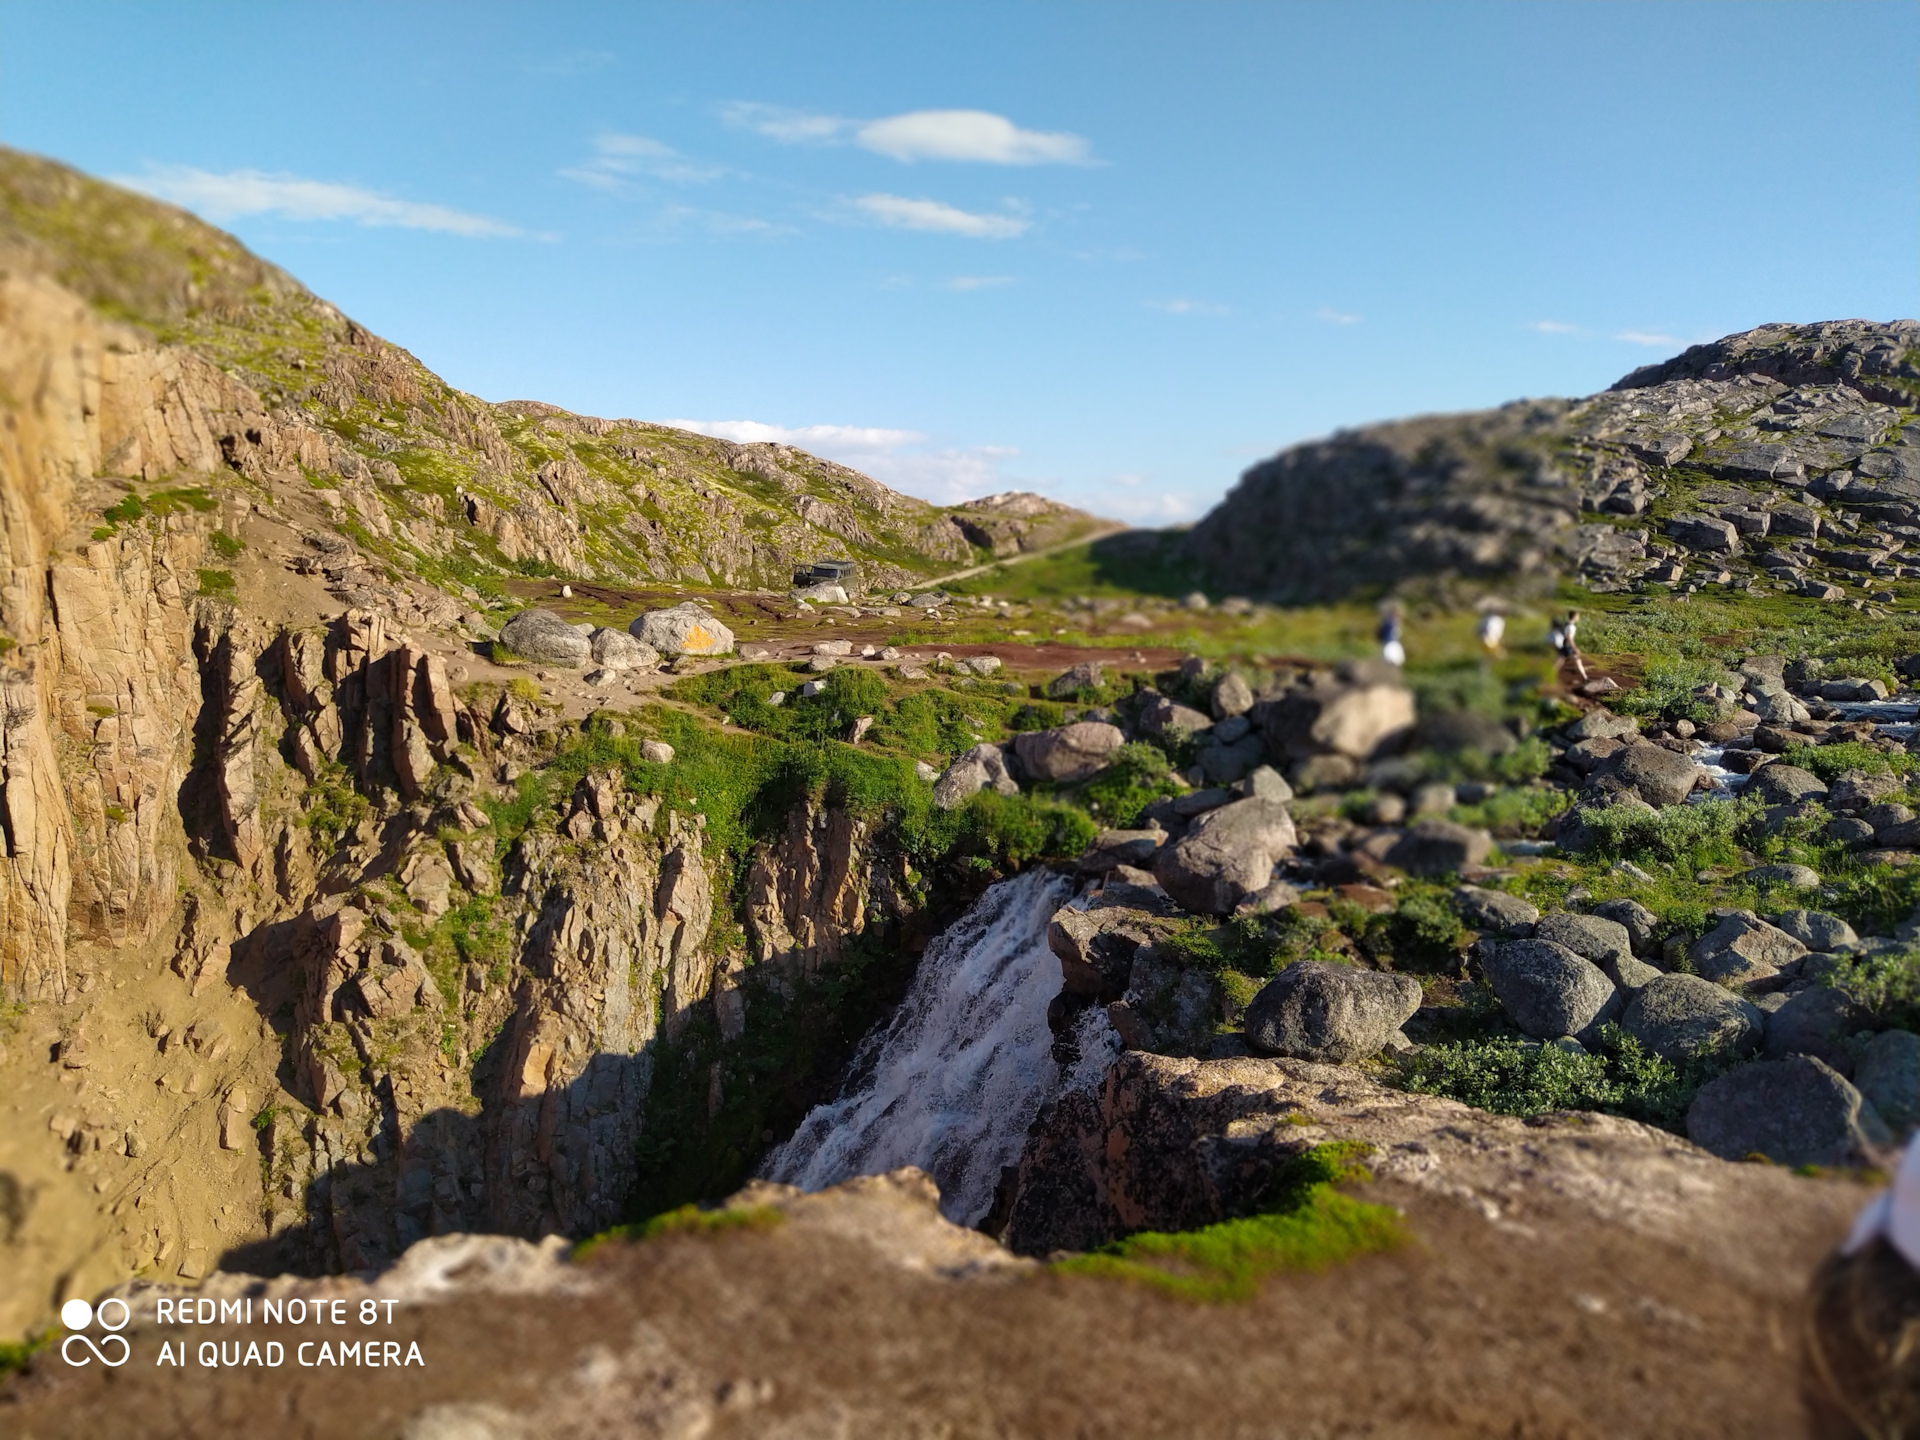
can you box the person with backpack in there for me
[1378,602,1405,667]
[1550,609,1587,682]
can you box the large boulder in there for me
[630,602,735,656]
[1074,828,1166,874]
[1666,513,1741,553]
[1243,961,1423,1063]
[1047,884,1182,999]
[1687,912,1808,983]
[1592,897,1659,956]
[1686,1056,1887,1166]
[1154,797,1297,916]
[1768,909,1858,952]
[1012,722,1125,783]
[1256,679,1416,762]
[589,627,661,672]
[498,608,591,666]
[1482,939,1619,1040]
[1748,763,1828,805]
[1567,709,1638,742]
[1045,661,1105,699]
[1454,885,1539,936]
[1535,911,1658,992]
[1856,1030,1920,1134]
[932,743,1019,809]
[1761,986,1860,1070]
[1138,694,1213,738]
[1597,742,1704,807]
[1384,819,1493,877]
[1620,974,1765,1062]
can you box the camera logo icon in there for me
[60,1298,130,1367]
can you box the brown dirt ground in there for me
[3,1177,1853,1439]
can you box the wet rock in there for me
[589,628,660,672]
[1855,1030,1920,1134]
[1011,722,1125,783]
[1686,1056,1887,1167]
[499,609,590,666]
[1154,798,1298,916]
[1384,820,1493,877]
[1748,764,1829,805]
[933,743,1018,809]
[1242,961,1423,1063]
[1481,939,1619,1041]
[630,602,735,656]
[1592,897,1659,956]
[1454,885,1539,936]
[1621,975,1764,1062]
[1688,912,1808,982]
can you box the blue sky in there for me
[3,2,1915,522]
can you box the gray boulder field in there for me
[1686,1056,1889,1167]
[1154,797,1297,916]
[1243,961,1423,1063]
[498,608,591,666]
[1620,974,1765,1063]
[1481,939,1619,1041]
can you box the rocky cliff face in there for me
[1188,318,1920,604]
[0,147,1012,1342]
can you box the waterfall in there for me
[762,867,1117,1226]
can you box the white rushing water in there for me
[762,867,1116,1226]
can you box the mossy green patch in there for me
[574,1203,785,1261]
[1055,1142,1405,1302]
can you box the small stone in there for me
[1746,863,1822,889]
[641,740,675,764]
[1454,886,1540,936]
[1234,766,1293,803]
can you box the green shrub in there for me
[102,493,144,525]
[1450,782,1569,838]
[208,530,245,560]
[1076,741,1184,825]
[1781,741,1910,783]
[575,1203,784,1260]
[1617,655,1728,724]
[195,568,237,600]
[1055,1143,1406,1302]
[1574,794,1755,871]
[1822,947,1920,1032]
[1399,1025,1724,1130]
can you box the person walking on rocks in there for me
[1477,606,1506,661]
[1550,609,1587,683]
[1378,602,1405,668]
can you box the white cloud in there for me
[561,133,724,189]
[721,101,855,145]
[657,417,1025,505]
[856,110,1089,165]
[725,102,1090,165]
[1314,306,1363,326]
[117,165,524,237]
[1149,298,1228,316]
[648,203,793,238]
[1616,330,1683,347]
[854,194,1028,239]
[659,419,926,452]
[1100,490,1193,521]
[946,275,1014,290]
[1528,319,1580,334]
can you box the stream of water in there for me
[761,867,1117,1226]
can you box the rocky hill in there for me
[1188,319,1920,604]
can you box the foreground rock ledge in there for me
[7,1080,1869,1440]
